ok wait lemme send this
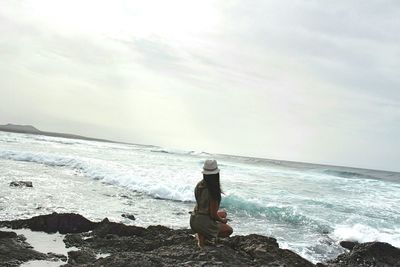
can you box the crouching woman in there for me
[190,159,233,248]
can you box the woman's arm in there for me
[209,199,227,223]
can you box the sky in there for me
[0,0,399,172]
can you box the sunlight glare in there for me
[26,0,219,41]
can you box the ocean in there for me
[0,131,399,263]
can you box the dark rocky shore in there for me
[0,213,399,267]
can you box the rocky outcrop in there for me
[0,212,96,234]
[1,213,399,267]
[220,234,314,266]
[63,229,313,267]
[2,213,314,266]
[326,242,400,267]
[10,181,33,187]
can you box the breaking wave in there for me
[0,149,194,202]
[323,170,365,178]
[332,224,400,248]
[0,149,327,229]
[221,194,330,232]
[149,147,210,157]
[321,169,387,182]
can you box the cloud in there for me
[0,0,399,171]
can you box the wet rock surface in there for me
[0,230,47,266]
[122,213,136,220]
[1,213,400,267]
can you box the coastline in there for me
[0,125,119,145]
[2,124,399,174]
[1,213,399,267]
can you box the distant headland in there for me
[0,123,115,143]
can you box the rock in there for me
[1,214,316,266]
[221,234,314,266]
[93,218,146,237]
[4,213,400,267]
[89,251,166,267]
[64,233,86,248]
[339,240,359,250]
[67,249,96,264]
[63,224,314,266]
[0,232,47,266]
[0,212,97,234]
[10,181,33,187]
[122,213,136,220]
[326,241,400,267]
[47,252,68,262]
[0,230,17,238]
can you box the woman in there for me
[190,159,233,248]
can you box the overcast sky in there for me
[0,0,399,171]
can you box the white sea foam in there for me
[332,224,400,247]
[0,149,195,202]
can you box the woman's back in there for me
[193,180,211,215]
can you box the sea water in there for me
[0,131,399,263]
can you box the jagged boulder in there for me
[221,234,314,266]
[326,241,400,267]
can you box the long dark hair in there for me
[203,173,222,204]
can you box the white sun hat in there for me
[202,159,220,175]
